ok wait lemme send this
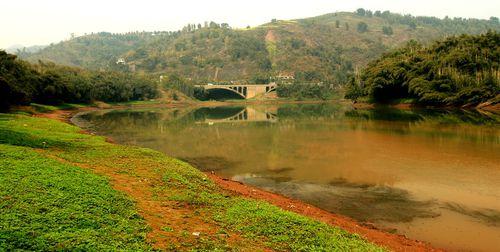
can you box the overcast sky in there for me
[1,0,499,48]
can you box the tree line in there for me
[345,31,499,106]
[277,83,337,100]
[355,8,499,33]
[0,50,159,109]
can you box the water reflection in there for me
[241,175,440,223]
[346,107,500,125]
[195,106,278,124]
[179,156,239,172]
[442,203,500,227]
[74,104,500,251]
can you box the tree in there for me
[163,73,194,97]
[345,77,365,101]
[382,26,393,35]
[276,83,335,100]
[291,38,305,49]
[357,22,368,33]
[335,20,340,28]
[172,92,179,101]
[209,21,220,29]
[356,8,366,16]
[0,51,37,108]
[175,42,186,51]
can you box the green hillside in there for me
[345,32,500,106]
[23,9,500,84]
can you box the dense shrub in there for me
[0,51,159,108]
[277,83,336,100]
[161,73,196,97]
[346,32,500,105]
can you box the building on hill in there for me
[116,58,126,64]
[277,72,295,80]
[276,72,295,84]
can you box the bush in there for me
[357,22,369,33]
[382,26,393,36]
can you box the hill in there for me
[6,44,47,55]
[22,9,500,85]
[345,32,500,106]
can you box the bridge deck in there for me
[195,83,277,99]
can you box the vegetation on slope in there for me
[0,50,159,109]
[0,113,384,251]
[276,83,338,100]
[22,10,500,85]
[345,32,500,106]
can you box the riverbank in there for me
[206,174,440,252]
[351,99,500,114]
[1,104,440,251]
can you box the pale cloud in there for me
[1,0,499,48]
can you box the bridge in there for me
[195,83,277,99]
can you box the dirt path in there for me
[35,108,442,251]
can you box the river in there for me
[73,103,500,251]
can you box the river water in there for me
[74,103,500,251]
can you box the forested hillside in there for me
[345,32,499,106]
[22,9,500,85]
[0,51,158,109]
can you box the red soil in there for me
[207,173,443,252]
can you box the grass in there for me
[0,112,385,251]
[216,200,381,251]
[108,100,162,106]
[0,141,151,250]
[29,103,86,113]
[265,39,277,67]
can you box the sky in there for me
[1,0,499,48]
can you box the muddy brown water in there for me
[73,104,500,251]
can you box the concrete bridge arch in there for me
[196,83,277,99]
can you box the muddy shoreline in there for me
[206,173,441,252]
